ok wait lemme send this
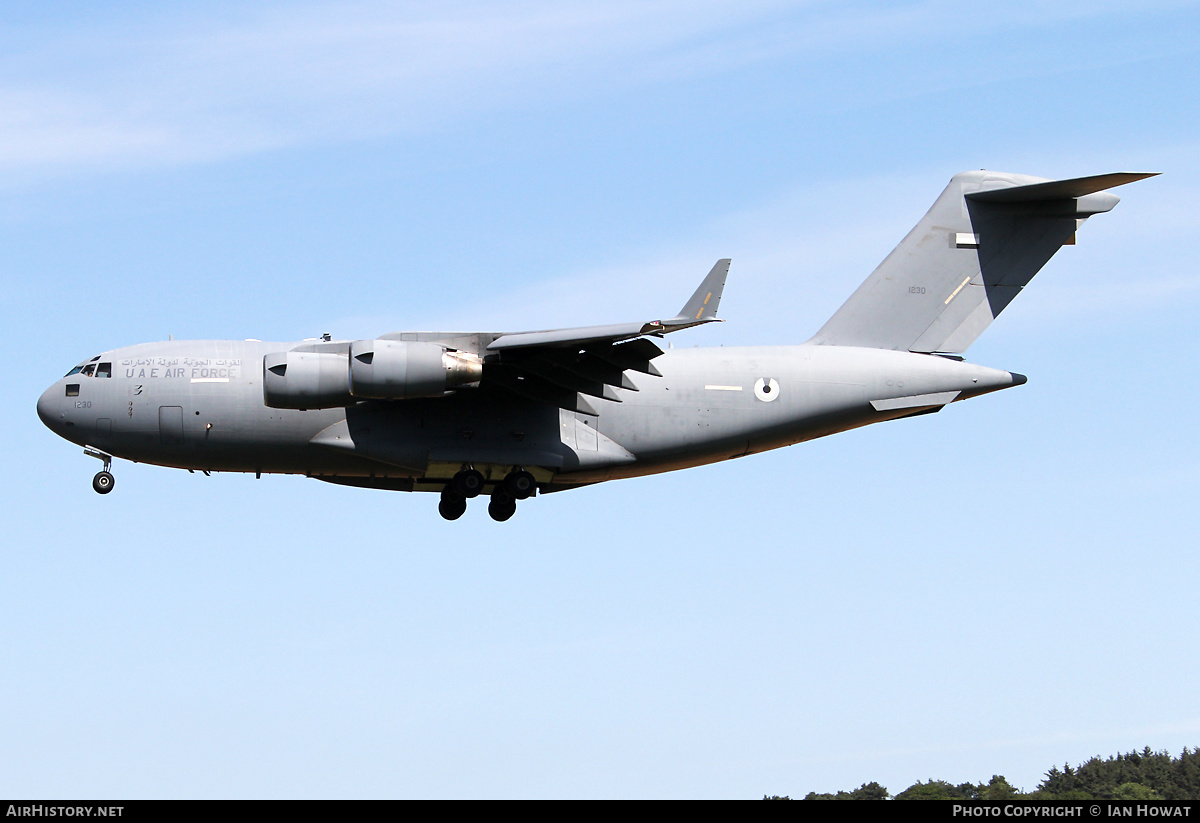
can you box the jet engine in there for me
[263,341,483,409]
[262,350,352,410]
[348,340,482,400]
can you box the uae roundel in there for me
[754,377,779,402]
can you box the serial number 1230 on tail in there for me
[37,170,1155,521]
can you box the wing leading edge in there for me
[486,258,729,352]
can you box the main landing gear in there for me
[438,487,468,521]
[438,468,537,522]
[85,446,115,495]
[488,487,516,522]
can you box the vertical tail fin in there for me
[809,171,1156,354]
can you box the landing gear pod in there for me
[348,340,482,400]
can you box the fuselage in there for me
[37,339,1023,492]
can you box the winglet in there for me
[674,259,730,323]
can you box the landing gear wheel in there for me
[488,487,517,522]
[503,470,536,500]
[438,488,467,521]
[451,469,486,499]
[92,471,115,495]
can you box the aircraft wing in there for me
[481,259,730,415]
[486,258,729,351]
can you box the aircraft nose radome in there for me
[36,385,57,429]
[1010,372,1028,386]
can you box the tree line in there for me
[763,746,1200,800]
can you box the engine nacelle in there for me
[263,351,352,410]
[262,341,484,409]
[349,340,482,400]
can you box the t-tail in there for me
[808,170,1157,354]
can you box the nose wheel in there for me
[84,446,115,495]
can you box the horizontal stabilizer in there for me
[966,172,1158,203]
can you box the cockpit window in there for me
[65,355,107,378]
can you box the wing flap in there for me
[484,366,602,416]
[588,338,664,376]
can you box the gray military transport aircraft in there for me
[38,170,1154,521]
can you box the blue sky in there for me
[3,0,1198,798]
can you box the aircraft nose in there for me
[36,384,59,429]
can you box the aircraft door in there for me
[159,406,184,445]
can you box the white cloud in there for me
[0,0,1183,181]
[0,1,798,177]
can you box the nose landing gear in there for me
[84,446,115,495]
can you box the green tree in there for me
[804,782,890,800]
[1112,782,1161,800]
[980,774,1019,800]
[894,780,967,800]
